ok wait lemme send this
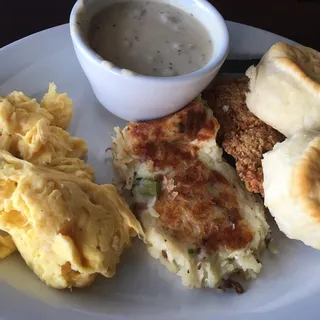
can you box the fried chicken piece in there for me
[203,77,285,195]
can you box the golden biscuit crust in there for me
[268,42,320,91]
[246,42,320,137]
[292,136,320,221]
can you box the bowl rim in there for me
[69,0,230,83]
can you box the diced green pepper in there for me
[188,248,196,255]
[139,178,160,196]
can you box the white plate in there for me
[0,23,319,320]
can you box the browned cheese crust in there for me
[125,101,254,253]
[203,77,285,195]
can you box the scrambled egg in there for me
[44,157,94,181]
[0,85,94,264]
[0,86,88,167]
[16,118,87,164]
[0,233,16,259]
[0,151,143,289]
[40,83,73,129]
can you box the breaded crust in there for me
[203,77,285,195]
[154,160,254,252]
[125,101,254,252]
[112,100,270,289]
[126,100,218,161]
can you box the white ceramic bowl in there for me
[70,0,229,122]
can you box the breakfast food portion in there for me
[0,85,94,259]
[89,1,213,77]
[0,85,143,289]
[112,100,270,289]
[1,89,86,162]
[0,86,92,180]
[0,234,16,259]
[0,151,143,289]
[263,130,320,249]
[203,77,284,195]
[44,157,94,181]
[40,83,73,129]
[2,0,320,300]
[246,42,320,137]
[72,0,229,122]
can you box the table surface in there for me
[1,0,320,51]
